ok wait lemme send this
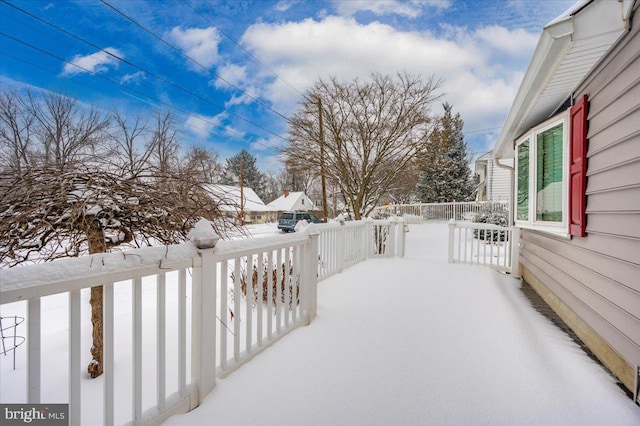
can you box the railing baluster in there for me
[276,249,282,334]
[483,230,487,265]
[257,253,264,346]
[104,283,114,426]
[178,269,186,395]
[267,250,274,340]
[220,261,228,370]
[133,277,142,422]
[284,248,290,327]
[157,273,166,412]
[246,254,253,355]
[233,257,241,362]
[27,298,40,403]
[69,289,81,426]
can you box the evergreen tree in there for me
[221,149,266,199]
[416,103,475,203]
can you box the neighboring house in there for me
[475,151,512,202]
[493,0,639,397]
[206,184,275,224]
[268,190,317,216]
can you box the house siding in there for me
[487,159,512,202]
[519,10,640,393]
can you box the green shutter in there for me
[517,140,529,221]
[536,124,563,222]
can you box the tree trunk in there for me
[88,286,103,378]
[87,220,107,378]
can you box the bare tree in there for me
[0,91,230,378]
[181,145,222,184]
[284,72,442,219]
[26,91,109,171]
[147,110,179,177]
[107,111,151,176]
[0,90,35,174]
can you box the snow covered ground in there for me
[165,223,640,426]
[2,223,639,425]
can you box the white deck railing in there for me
[316,219,406,281]
[447,220,518,273]
[0,219,406,426]
[371,201,508,222]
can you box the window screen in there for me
[536,124,563,222]
[517,140,529,221]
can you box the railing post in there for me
[389,219,397,257]
[192,246,217,404]
[397,219,407,258]
[510,226,520,277]
[305,231,320,324]
[337,219,346,272]
[190,227,220,407]
[448,219,456,263]
[364,219,372,259]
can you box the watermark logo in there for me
[1,404,68,425]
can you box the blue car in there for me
[277,211,322,232]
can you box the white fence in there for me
[447,220,518,273]
[316,219,406,281]
[0,219,406,426]
[371,201,508,222]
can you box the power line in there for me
[464,126,502,135]
[0,0,289,143]
[0,34,285,149]
[99,0,292,122]
[179,0,304,97]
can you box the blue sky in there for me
[0,0,576,172]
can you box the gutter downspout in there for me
[494,158,520,278]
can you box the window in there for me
[515,112,568,234]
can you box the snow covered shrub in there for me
[231,259,300,314]
[472,210,509,242]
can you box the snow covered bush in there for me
[472,210,508,242]
[230,259,300,316]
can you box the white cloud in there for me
[274,0,298,12]
[250,136,288,152]
[62,48,122,76]
[120,71,146,85]
[475,25,538,55]
[213,63,249,90]
[332,0,450,18]
[167,26,221,70]
[237,16,539,153]
[185,113,225,139]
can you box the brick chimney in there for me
[284,189,290,197]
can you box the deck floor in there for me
[165,223,640,426]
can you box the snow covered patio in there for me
[165,223,640,425]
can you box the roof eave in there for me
[493,24,572,159]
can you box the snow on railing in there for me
[0,218,406,426]
[447,220,517,273]
[371,201,508,223]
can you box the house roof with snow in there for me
[205,184,273,212]
[267,191,314,212]
[493,0,630,159]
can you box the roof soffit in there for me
[494,0,627,159]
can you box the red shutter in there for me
[569,94,588,237]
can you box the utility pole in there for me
[318,97,328,222]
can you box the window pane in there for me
[517,140,529,221]
[536,124,563,222]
